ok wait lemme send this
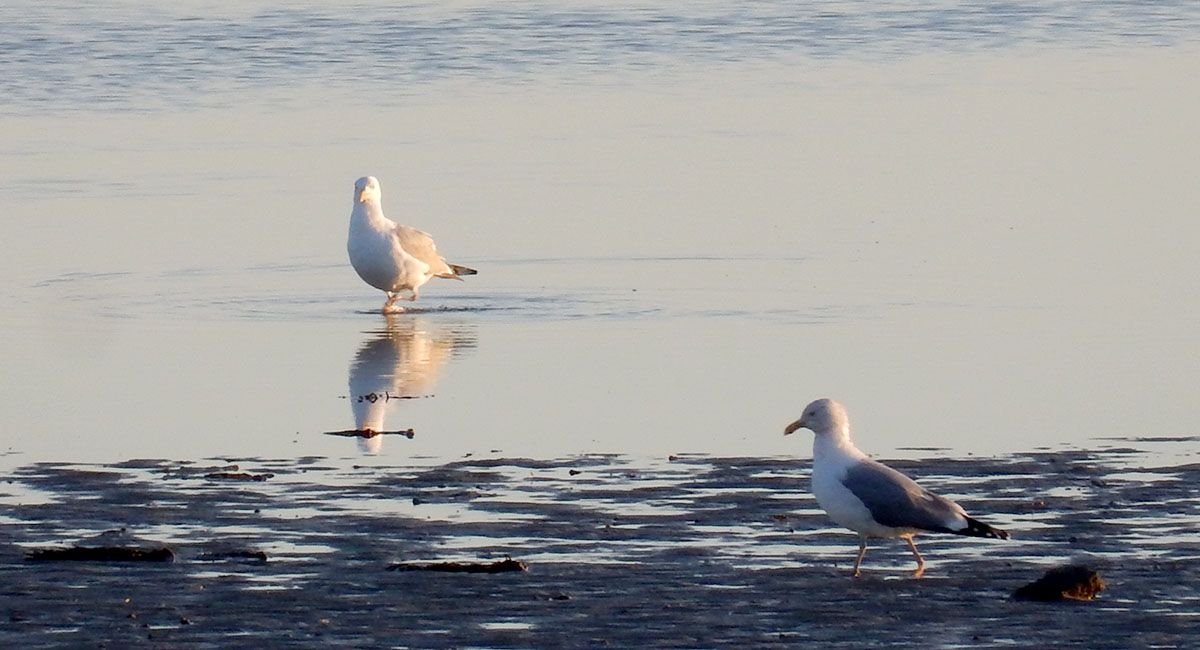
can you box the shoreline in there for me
[2,449,1197,647]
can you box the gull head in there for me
[354,176,382,204]
[784,398,849,437]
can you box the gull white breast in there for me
[347,176,477,314]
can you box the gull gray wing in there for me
[842,459,966,533]
[394,225,454,276]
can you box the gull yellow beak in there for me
[784,418,805,436]
[357,190,370,203]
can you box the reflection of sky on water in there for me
[0,2,1197,467]
[8,444,1199,571]
[347,316,477,453]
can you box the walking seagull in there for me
[784,398,1009,577]
[347,176,477,313]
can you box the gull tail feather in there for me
[446,263,477,279]
[956,516,1009,540]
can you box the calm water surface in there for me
[1,2,1198,469]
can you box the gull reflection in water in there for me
[347,315,476,453]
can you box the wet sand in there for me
[1,447,1198,648]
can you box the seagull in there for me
[347,176,477,313]
[784,398,1009,577]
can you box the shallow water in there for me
[3,3,1200,471]
[2,4,1200,641]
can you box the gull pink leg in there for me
[905,537,926,578]
[852,538,868,577]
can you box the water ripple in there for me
[3,1,1198,113]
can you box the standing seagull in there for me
[784,398,1008,577]
[347,176,477,314]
